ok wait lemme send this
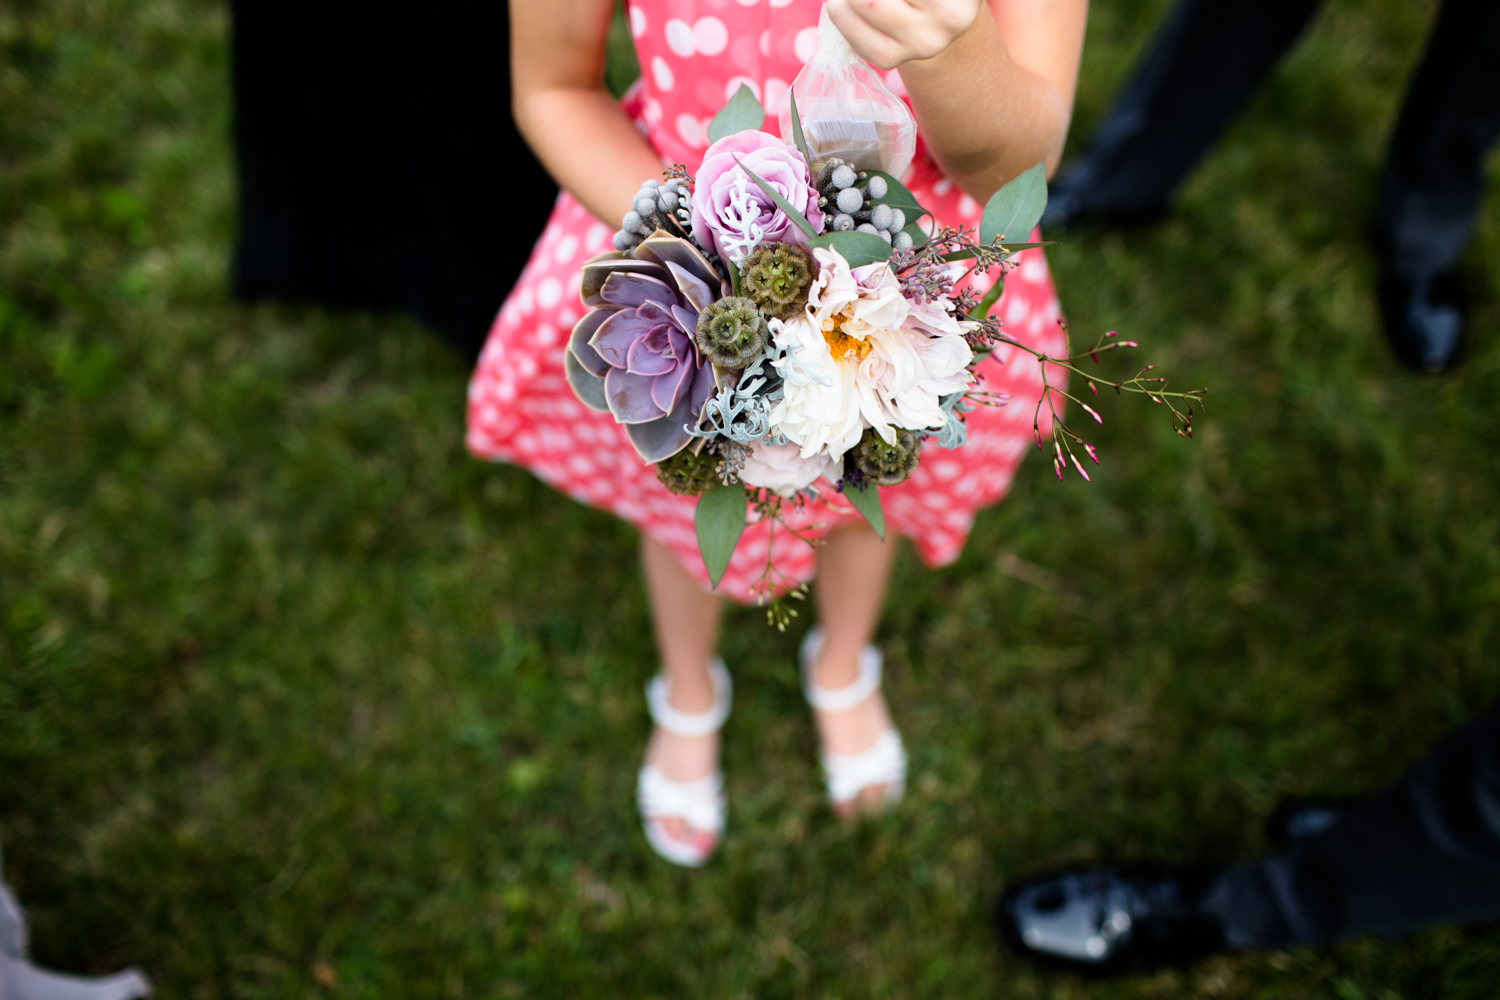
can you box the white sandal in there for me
[637,658,732,867]
[800,628,908,811]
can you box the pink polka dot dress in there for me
[466,0,1067,604]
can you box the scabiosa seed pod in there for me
[695,296,770,369]
[741,243,815,321]
[656,446,722,496]
[849,427,921,487]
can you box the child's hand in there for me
[825,0,986,71]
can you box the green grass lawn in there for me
[3,0,1499,996]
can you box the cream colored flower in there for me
[768,247,974,462]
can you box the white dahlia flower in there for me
[767,247,974,462]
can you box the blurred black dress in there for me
[228,0,557,360]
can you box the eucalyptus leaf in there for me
[867,171,932,222]
[980,162,1047,244]
[901,221,929,249]
[842,482,885,540]
[695,481,747,587]
[734,158,818,238]
[939,241,1054,263]
[808,230,892,268]
[707,84,766,145]
[726,257,742,297]
[788,89,814,168]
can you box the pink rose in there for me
[739,440,841,496]
[690,131,825,265]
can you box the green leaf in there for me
[901,221,929,249]
[707,84,766,145]
[734,157,818,238]
[980,162,1047,244]
[867,171,932,223]
[808,230,891,268]
[842,482,885,540]
[788,89,814,168]
[939,241,1053,263]
[696,481,747,587]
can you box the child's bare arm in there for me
[511,0,666,225]
[827,0,1088,201]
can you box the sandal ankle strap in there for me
[645,658,732,737]
[800,627,883,713]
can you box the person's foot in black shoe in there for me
[1377,266,1466,373]
[1265,795,1363,851]
[996,866,1226,974]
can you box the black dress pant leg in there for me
[1053,0,1323,216]
[1374,0,1500,279]
[1204,698,1500,949]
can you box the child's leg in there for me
[810,522,901,816]
[641,534,724,848]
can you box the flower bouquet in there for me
[566,86,1204,618]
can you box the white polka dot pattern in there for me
[465,0,1069,604]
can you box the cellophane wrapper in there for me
[778,6,917,179]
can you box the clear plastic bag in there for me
[778,6,917,179]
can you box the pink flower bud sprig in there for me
[1015,319,1207,483]
[744,490,823,631]
[885,225,1208,483]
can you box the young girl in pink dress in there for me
[470,0,1087,866]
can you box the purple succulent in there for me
[567,234,725,462]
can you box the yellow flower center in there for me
[821,304,873,361]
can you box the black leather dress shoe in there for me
[996,866,1226,974]
[1040,166,1169,234]
[1377,266,1466,373]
